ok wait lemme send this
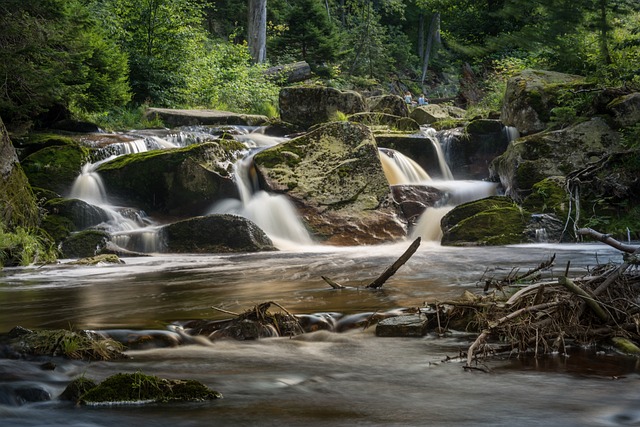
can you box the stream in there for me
[1,242,639,426]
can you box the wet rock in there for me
[145,108,268,127]
[391,185,446,225]
[375,133,442,179]
[253,122,406,245]
[279,86,366,129]
[376,314,430,337]
[69,254,124,265]
[524,213,565,243]
[41,198,112,244]
[161,214,276,253]
[60,377,97,402]
[60,230,110,259]
[501,69,592,135]
[97,141,243,217]
[521,177,569,218]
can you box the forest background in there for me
[1,0,639,133]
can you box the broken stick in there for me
[366,237,421,289]
[322,237,421,290]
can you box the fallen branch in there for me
[559,276,609,321]
[322,237,421,290]
[366,237,421,289]
[577,228,638,254]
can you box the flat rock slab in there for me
[145,108,269,128]
[376,314,429,337]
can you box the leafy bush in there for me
[0,224,57,267]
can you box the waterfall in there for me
[209,132,314,248]
[379,148,430,184]
[69,160,112,205]
[421,127,454,180]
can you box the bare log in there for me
[366,237,421,289]
[321,275,347,290]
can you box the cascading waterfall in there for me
[209,132,314,249]
[378,128,497,242]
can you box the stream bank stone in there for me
[279,87,366,129]
[145,108,268,127]
[253,121,406,245]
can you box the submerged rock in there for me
[161,214,276,253]
[253,122,406,245]
[76,373,222,405]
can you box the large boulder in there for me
[279,87,366,129]
[0,116,39,229]
[501,69,591,135]
[440,196,531,246]
[366,95,409,117]
[161,214,276,253]
[490,117,621,201]
[253,122,406,245]
[41,198,112,243]
[97,141,243,217]
[607,92,640,128]
[391,185,446,225]
[348,113,420,132]
[409,104,452,125]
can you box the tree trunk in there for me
[421,13,439,85]
[248,0,267,63]
[418,13,425,60]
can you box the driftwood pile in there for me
[443,228,640,370]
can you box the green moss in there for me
[515,161,546,192]
[12,328,125,360]
[80,372,222,405]
[41,214,76,244]
[442,206,529,246]
[441,196,517,232]
[60,230,110,259]
[60,377,98,402]
[21,143,90,194]
[522,177,569,216]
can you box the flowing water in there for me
[2,127,638,425]
[0,243,638,426]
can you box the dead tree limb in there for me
[577,228,638,253]
[366,237,421,289]
[559,276,610,321]
[321,275,347,289]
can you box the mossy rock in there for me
[279,86,366,129]
[21,141,89,195]
[440,196,517,233]
[366,95,410,117]
[41,198,112,244]
[441,197,529,246]
[60,230,110,259]
[522,177,569,217]
[409,105,451,125]
[60,377,98,402]
[10,327,125,361]
[501,69,593,135]
[69,254,124,265]
[348,112,420,132]
[97,141,243,217]
[0,117,40,229]
[79,373,222,405]
[442,206,530,246]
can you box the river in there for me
[1,242,639,426]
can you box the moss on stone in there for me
[60,230,110,259]
[440,196,516,233]
[442,205,529,246]
[79,372,222,405]
[21,142,89,195]
[60,377,98,402]
[12,328,125,361]
[522,177,569,216]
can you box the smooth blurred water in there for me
[1,243,638,426]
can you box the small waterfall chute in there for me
[379,148,431,185]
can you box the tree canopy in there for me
[0,0,637,130]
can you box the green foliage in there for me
[0,0,131,127]
[622,123,640,149]
[182,39,280,114]
[0,224,57,267]
[72,105,164,132]
[549,107,577,128]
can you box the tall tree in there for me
[248,0,267,63]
